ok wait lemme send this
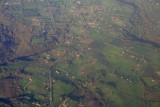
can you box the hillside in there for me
[0,0,160,107]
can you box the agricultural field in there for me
[0,0,160,107]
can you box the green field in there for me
[0,0,160,107]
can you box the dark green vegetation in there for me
[0,0,160,107]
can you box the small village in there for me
[0,0,160,107]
